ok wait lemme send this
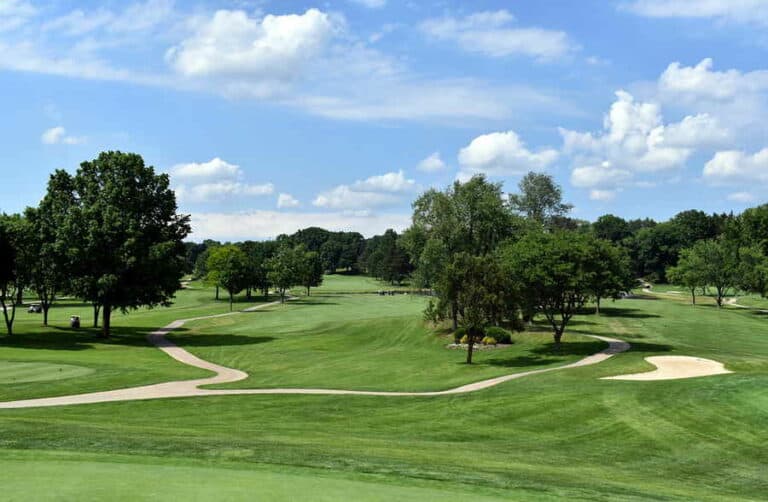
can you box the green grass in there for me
[312,273,412,293]
[172,293,600,392]
[1,275,767,500]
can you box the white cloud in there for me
[277,193,301,208]
[417,152,447,172]
[312,170,417,210]
[351,170,416,193]
[0,0,36,32]
[703,148,768,184]
[40,126,85,145]
[659,59,768,102]
[167,9,336,89]
[0,4,566,124]
[348,0,386,8]
[727,191,755,203]
[571,162,632,189]
[170,157,273,203]
[589,189,618,201]
[313,185,401,210]
[561,90,727,175]
[171,157,241,181]
[176,181,274,203]
[42,0,174,37]
[420,10,573,60]
[190,210,411,241]
[622,0,768,26]
[458,130,558,177]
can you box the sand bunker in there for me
[602,355,731,381]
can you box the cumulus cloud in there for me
[170,157,273,203]
[561,89,731,198]
[167,9,336,88]
[190,210,411,241]
[351,170,416,193]
[561,90,728,171]
[171,157,241,181]
[420,10,573,60]
[458,130,558,177]
[313,171,416,210]
[40,126,85,145]
[277,193,301,208]
[659,59,768,102]
[417,152,447,172]
[703,148,768,184]
[622,0,768,26]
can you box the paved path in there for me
[0,301,631,409]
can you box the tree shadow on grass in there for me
[167,334,275,347]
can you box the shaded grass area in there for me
[1,275,767,499]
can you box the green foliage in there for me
[459,334,469,344]
[453,327,467,343]
[206,245,249,310]
[484,326,512,344]
[0,217,19,335]
[481,336,497,346]
[508,171,573,226]
[55,152,190,335]
[500,231,596,345]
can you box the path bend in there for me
[0,301,630,409]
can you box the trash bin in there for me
[70,315,80,328]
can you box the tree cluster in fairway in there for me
[0,152,189,337]
[404,173,634,363]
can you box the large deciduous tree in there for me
[667,248,708,305]
[206,245,249,311]
[60,152,190,336]
[500,232,594,348]
[508,171,573,226]
[586,239,633,315]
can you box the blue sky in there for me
[2,0,768,241]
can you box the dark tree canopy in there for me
[60,152,190,336]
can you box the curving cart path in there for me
[0,301,630,409]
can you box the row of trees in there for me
[203,243,323,309]
[0,152,189,337]
[405,173,634,363]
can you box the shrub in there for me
[454,327,467,343]
[481,336,497,345]
[459,334,469,344]
[485,326,512,344]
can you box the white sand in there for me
[602,355,731,381]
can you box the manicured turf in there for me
[0,276,766,500]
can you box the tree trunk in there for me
[451,304,458,330]
[306,286,311,296]
[466,337,475,364]
[93,303,101,328]
[690,288,696,306]
[553,329,563,350]
[15,287,22,306]
[595,297,601,315]
[215,285,220,301]
[1,300,14,336]
[43,305,50,326]
[229,291,234,312]
[246,288,252,300]
[101,303,111,338]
